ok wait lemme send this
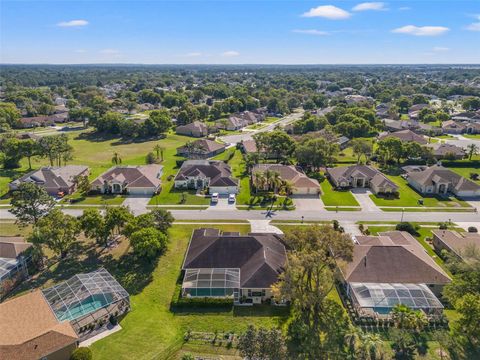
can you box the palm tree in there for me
[111,152,122,165]
[467,143,478,160]
[357,332,384,360]
[279,180,295,197]
[244,153,259,174]
[270,171,282,193]
[253,172,266,194]
[154,144,165,162]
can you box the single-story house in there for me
[91,165,163,195]
[217,111,264,131]
[378,129,428,145]
[19,116,55,128]
[0,268,130,360]
[442,120,466,134]
[405,165,480,198]
[9,165,89,196]
[175,121,208,138]
[431,229,480,261]
[176,139,226,159]
[326,165,399,195]
[0,290,79,360]
[336,231,451,317]
[174,160,239,195]
[427,143,465,160]
[0,236,32,298]
[466,122,480,134]
[240,139,259,154]
[181,228,286,304]
[252,164,320,195]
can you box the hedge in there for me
[441,160,480,168]
[170,284,233,309]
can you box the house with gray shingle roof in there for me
[427,143,465,160]
[176,139,226,159]
[405,165,480,198]
[91,165,162,195]
[378,129,428,145]
[181,228,286,304]
[432,229,480,261]
[326,165,398,195]
[9,166,89,196]
[174,160,238,195]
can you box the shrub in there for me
[70,347,92,360]
[146,152,156,164]
[109,314,118,325]
[181,353,195,360]
[439,222,448,230]
[470,173,479,181]
[468,226,478,233]
[395,222,419,236]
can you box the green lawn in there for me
[447,167,480,184]
[462,133,480,139]
[90,224,289,359]
[61,193,127,206]
[320,180,360,207]
[0,129,196,199]
[369,175,471,208]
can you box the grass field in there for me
[320,180,360,207]
[369,175,471,208]
[0,128,196,200]
[462,134,480,139]
[89,224,289,360]
[447,166,480,184]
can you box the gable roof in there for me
[342,231,450,285]
[406,165,480,192]
[183,228,286,288]
[176,121,208,136]
[252,164,320,189]
[177,139,226,155]
[174,160,238,187]
[10,166,88,190]
[91,165,162,189]
[427,143,465,157]
[0,290,78,360]
[378,129,427,144]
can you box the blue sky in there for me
[1,1,479,64]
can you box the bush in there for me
[181,353,195,360]
[469,173,479,181]
[109,314,118,325]
[439,222,448,230]
[395,222,419,236]
[146,152,156,164]
[70,347,92,360]
[171,285,233,309]
[468,226,478,233]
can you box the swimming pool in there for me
[57,293,113,321]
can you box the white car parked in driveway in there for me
[211,193,219,203]
[228,193,236,203]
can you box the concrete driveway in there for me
[207,196,236,211]
[291,195,324,211]
[249,220,283,234]
[122,195,151,215]
[351,188,379,212]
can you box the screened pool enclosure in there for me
[182,268,240,297]
[348,282,444,317]
[42,268,130,331]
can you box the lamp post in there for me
[401,208,405,223]
[301,216,304,224]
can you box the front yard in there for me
[320,180,360,207]
[368,175,471,209]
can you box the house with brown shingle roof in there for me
[405,165,480,198]
[432,229,480,261]
[378,129,427,145]
[9,166,89,196]
[176,139,226,159]
[426,143,465,160]
[0,290,79,360]
[442,120,466,134]
[181,228,286,304]
[91,165,163,195]
[175,121,208,138]
[326,165,398,195]
[252,164,320,195]
[0,236,32,298]
[174,160,239,195]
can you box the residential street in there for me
[219,110,304,145]
[1,207,478,223]
[443,134,480,148]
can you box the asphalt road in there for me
[1,208,478,223]
[443,134,480,148]
[219,110,304,145]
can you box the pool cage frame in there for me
[348,282,444,318]
[182,268,241,298]
[42,268,130,332]
[0,255,29,299]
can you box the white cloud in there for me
[292,29,329,36]
[392,25,450,36]
[398,6,411,11]
[57,19,89,27]
[99,49,120,55]
[302,5,351,20]
[221,50,240,57]
[352,2,386,12]
[186,52,202,57]
[432,46,449,52]
[465,22,480,31]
